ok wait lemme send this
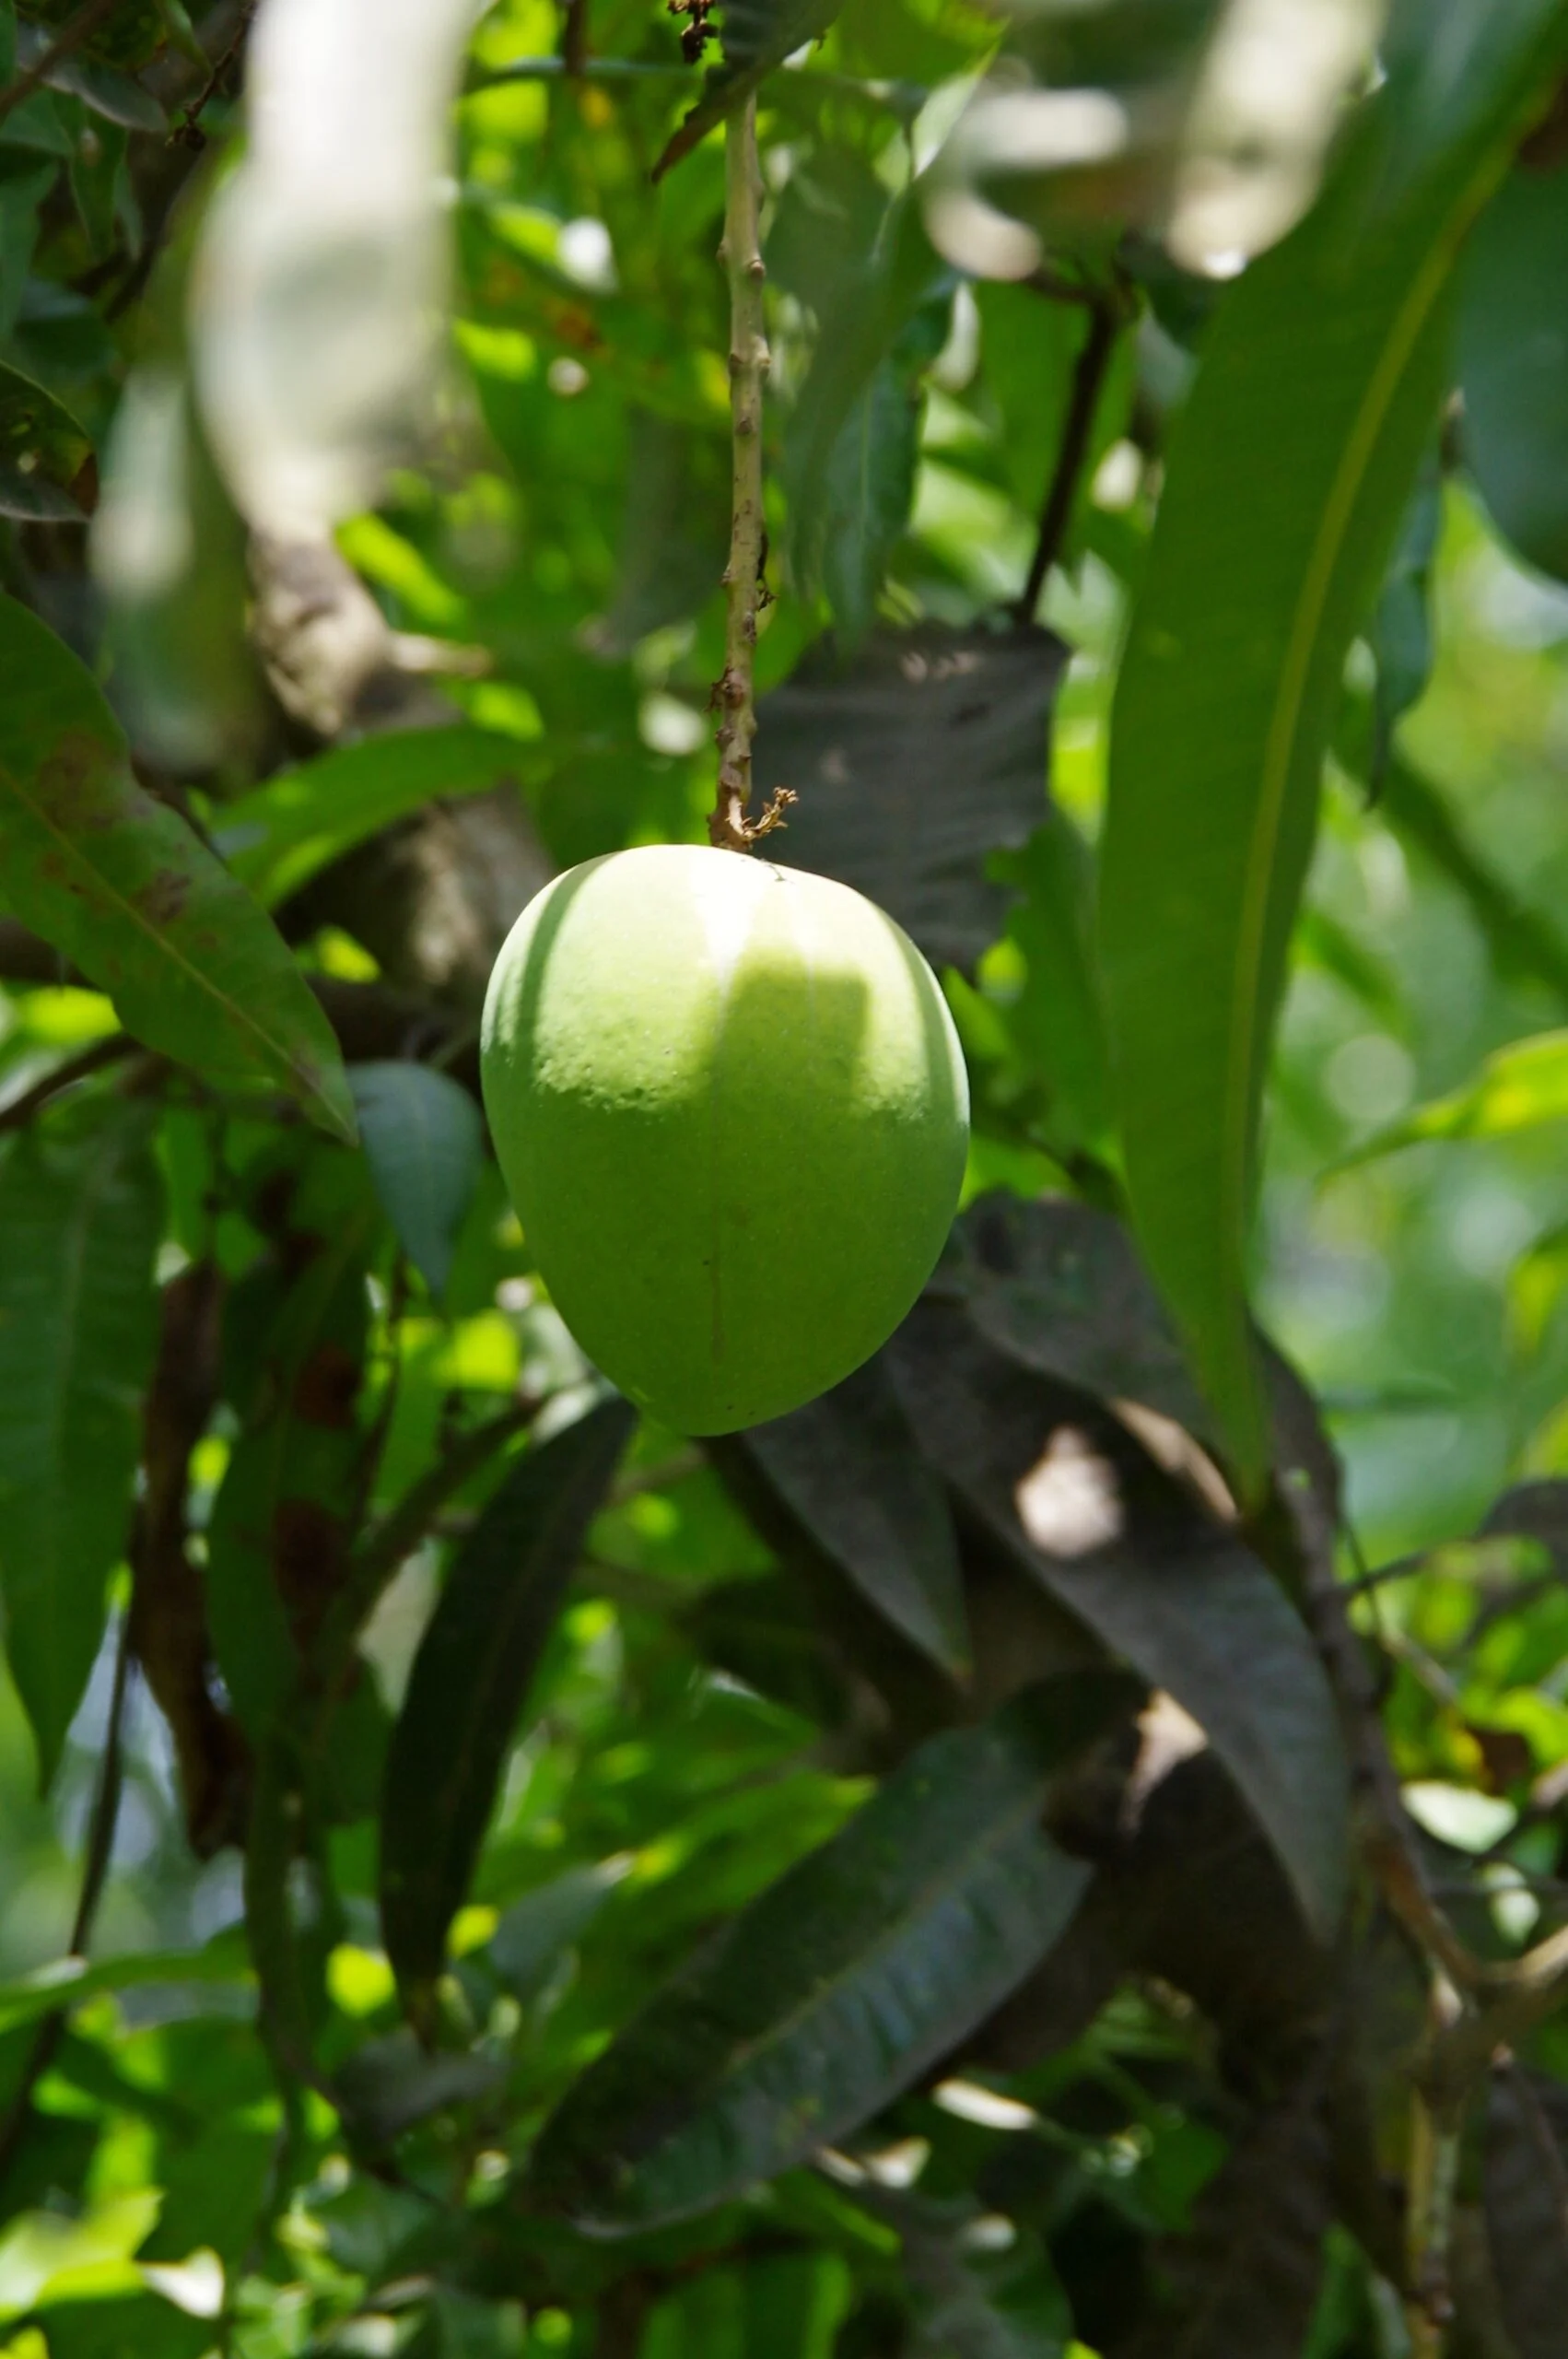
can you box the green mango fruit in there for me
[481,844,969,1433]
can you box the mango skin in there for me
[480,844,969,1434]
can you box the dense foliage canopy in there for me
[4,4,1568,2357]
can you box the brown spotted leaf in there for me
[0,595,355,1141]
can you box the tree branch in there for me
[707,98,794,853]
[1013,285,1127,625]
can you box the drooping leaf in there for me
[348,1062,484,1302]
[755,625,1067,972]
[0,594,356,1141]
[333,2031,505,2145]
[530,1676,1137,2232]
[216,725,539,910]
[0,1943,253,2037]
[1459,165,1568,586]
[1339,1026,1568,1165]
[729,1358,970,1677]
[0,1106,160,1788]
[379,1397,636,2025]
[1098,6,1568,1492]
[815,356,925,647]
[0,359,91,521]
[888,1301,1351,1938]
[654,0,846,178]
[954,1193,1211,1439]
[1484,2064,1568,2359]
[1121,2071,1332,2357]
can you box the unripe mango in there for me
[480,844,969,1434]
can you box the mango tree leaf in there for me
[348,1062,484,1302]
[655,0,846,178]
[726,1358,970,1677]
[0,359,91,521]
[380,1397,636,2026]
[756,625,1067,972]
[0,1106,160,1788]
[1485,2064,1568,2359]
[1098,6,1568,1493]
[216,724,538,910]
[954,1192,1211,1438]
[887,1301,1351,1939]
[1339,1027,1568,1165]
[1459,166,1568,586]
[1120,2073,1331,2357]
[530,1676,1137,2232]
[0,1942,252,2036]
[815,354,926,647]
[0,595,356,1142]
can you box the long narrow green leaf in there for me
[530,1677,1135,2232]
[216,724,537,910]
[1338,1027,1568,1167]
[0,1106,160,1786]
[380,1398,636,2026]
[0,595,356,1142]
[348,1062,485,1303]
[1098,6,1568,1493]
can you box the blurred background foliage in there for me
[2,2,1568,2356]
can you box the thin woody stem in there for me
[708,97,794,852]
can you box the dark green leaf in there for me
[816,356,923,647]
[1098,7,1568,1490]
[756,625,1067,971]
[530,1677,1135,2231]
[732,1360,970,1676]
[0,1107,159,1786]
[655,0,846,178]
[0,1943,253,2036]
[1459,166,1568,585]
[954,1193,1210,1439]
[0,359,90,520]
[888,1302,1351,1938]
[0,595,356,1141]
[348,1062,485,1302]
[334,2031,506,2144]
[216,725,538,910]
[1122,2071,1331,2357]
[1485,2065,1568,2359]
[380,1397,636,2024]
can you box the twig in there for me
[1013,285,1127,624]
[171,0,256,149]
[0,1611,135,2184]
[0,1037,135,1133]
[0,0,123,128]
[707,98,795,854]
[1427,1923,1568,2108]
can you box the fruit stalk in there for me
[708,97,794,851]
